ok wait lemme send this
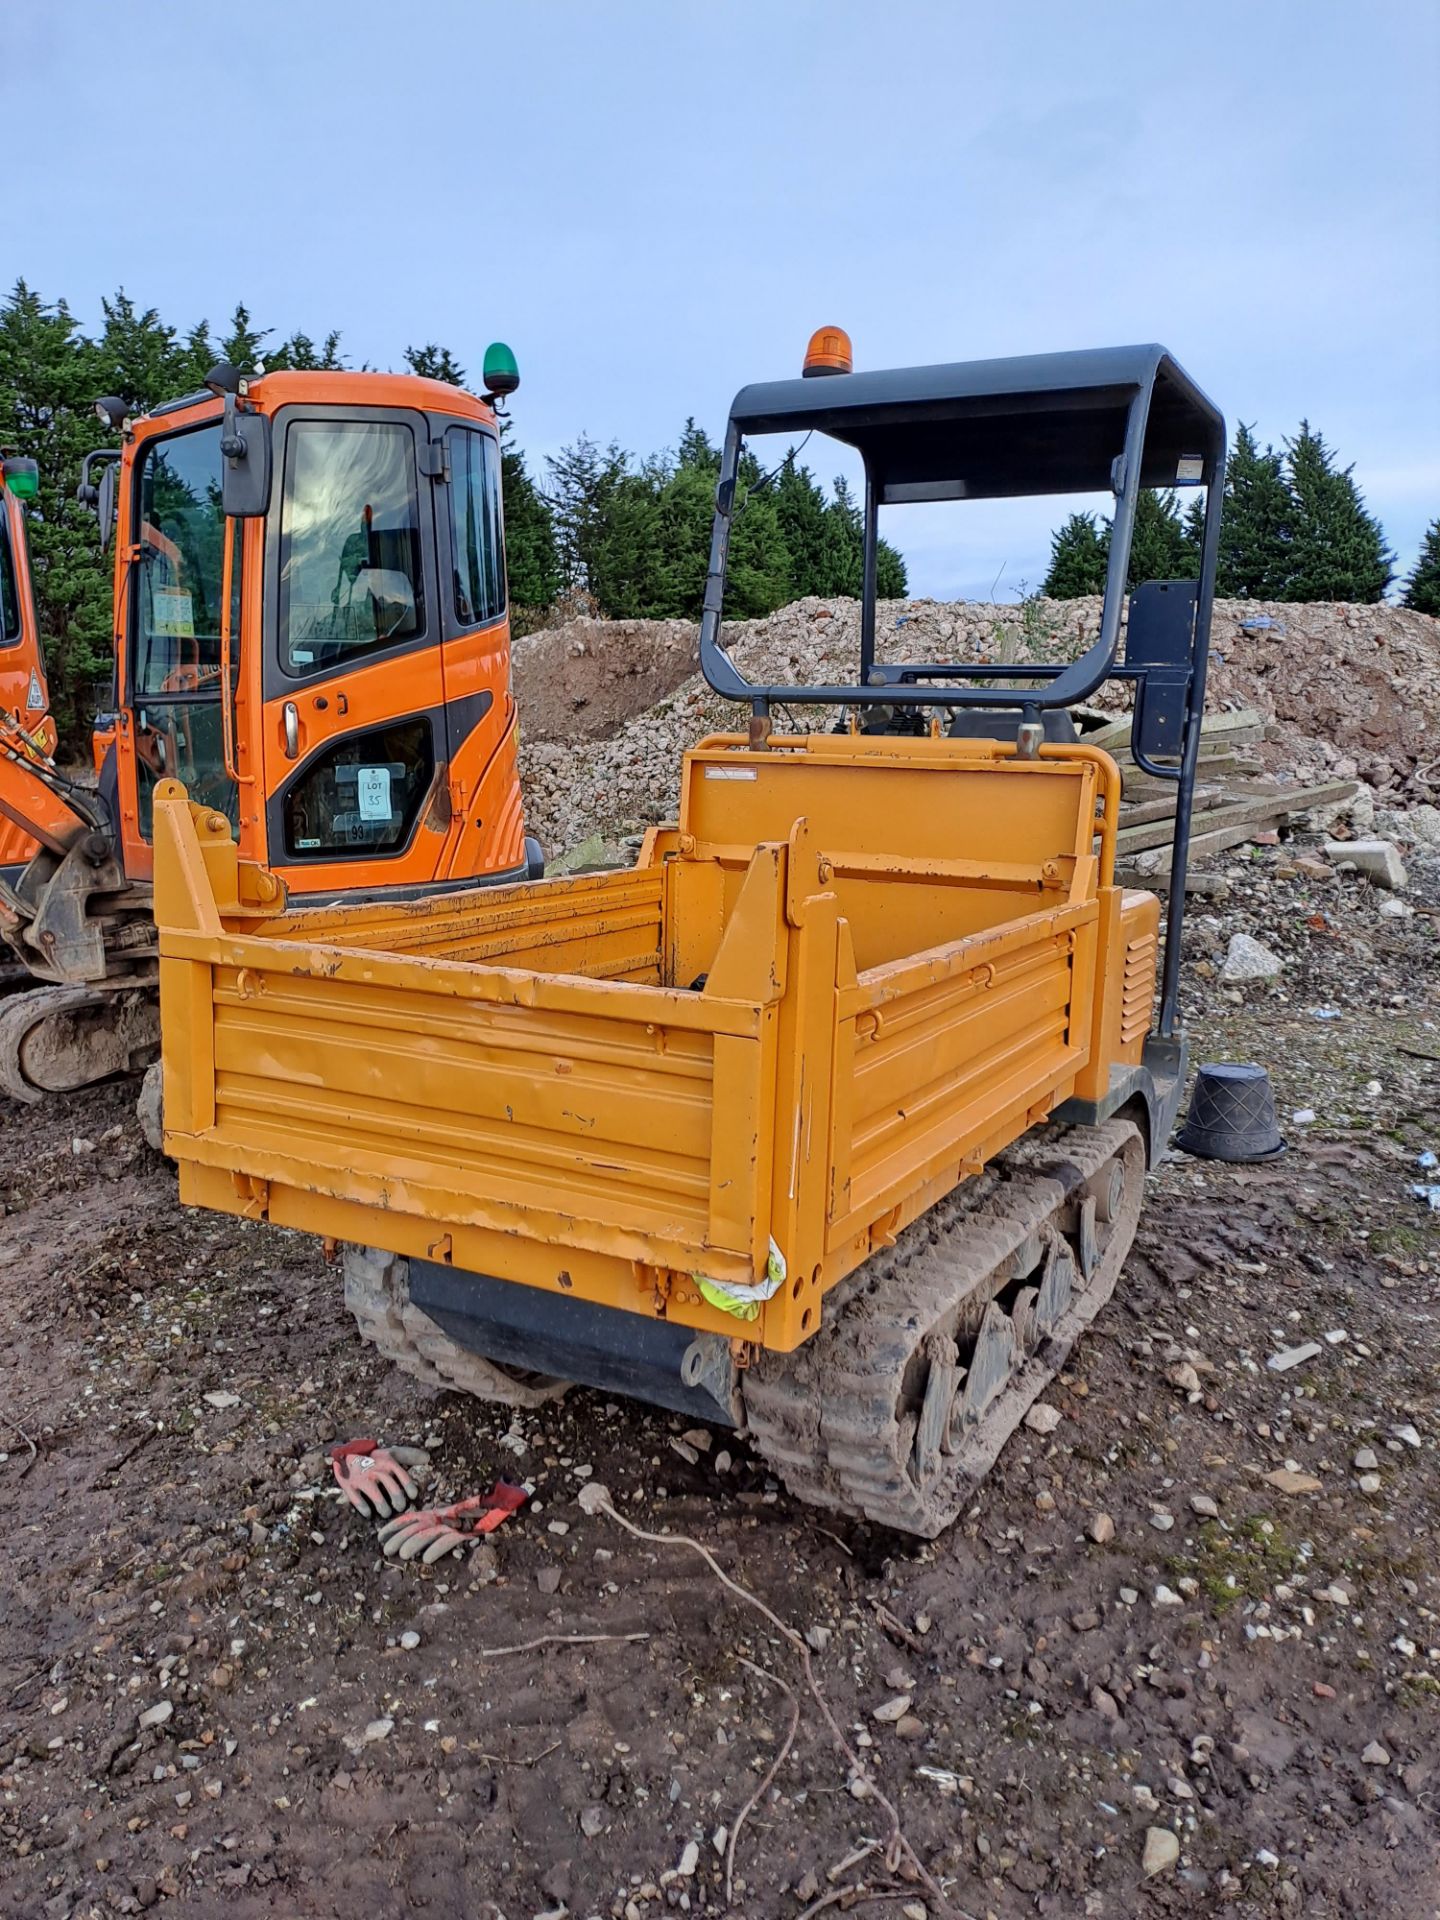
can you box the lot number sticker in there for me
[356,765,393,822]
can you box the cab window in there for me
[447,428,505,626]
[131,424,239,835]
[134,423,237,696]
[134,701,237,838]
[282,717,434,858]
[0,506,21,644]
[280,421,425,677]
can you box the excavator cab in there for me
[103,362,535,895]
[0,355,541,1109]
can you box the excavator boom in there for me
[0,713,105,857]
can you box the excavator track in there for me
[342,1246,570,1411]
[742,1119,1145,1537]
[0,982,160,1103]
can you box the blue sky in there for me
[3,0,1437,599]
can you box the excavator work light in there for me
[802,325,853,377]
[202,363,244,397]
[482,342,520,399]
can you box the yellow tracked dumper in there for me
[154,338,1224,1535]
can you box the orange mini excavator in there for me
[0,348,542,1124]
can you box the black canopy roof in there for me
[728,343,1224,503]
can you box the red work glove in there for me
[376,1483,528,1563]
[329,1438,420,1520]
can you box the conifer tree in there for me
[275,330,346,371]
[1180,494,1207,575]
[1045,492,1199,598]
[499,422,560,618]
[0,281,110,738]
[219,302,270,370]
[1282,422,1393,602]
[403,342,466,386]
[547,435,631,597]
[875,536,908,599]
[773,460,830,599]
[723,449,793,617]
[1216,423,1292,599]
[93,291,184,411]
[1043,512,1107,597]
[585,469,660,618]
[649,455,714,614]
[675,417,718,472]
[1401,518,1440,616]
[176,320,218,390]
[647,427,724,617]
[1118,489,1197,588]
[819,477,864,599]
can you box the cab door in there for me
[259,407,460,898]
[117,414,242,884]
[0,483,50,741]
[431,420,523,877]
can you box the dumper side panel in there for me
[839,907,1092,1230]
[668,742,1117,1351]
[164,924,774,1290]
[258,864,665,979]
[155,789,779,1323]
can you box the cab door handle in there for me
[282,701,300,759]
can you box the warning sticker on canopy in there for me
[26,669,44,711]
[356,766,393,822]
[153,588,195,638]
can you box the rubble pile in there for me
[514,595,1440,859]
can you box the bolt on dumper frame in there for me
[153,341,1224,1536]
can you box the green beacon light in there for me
[2,456,39,501]
[482,342,520,401]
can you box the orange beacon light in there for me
[801,326,853,377]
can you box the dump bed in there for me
[154,732,1161,1354]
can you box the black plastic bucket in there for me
[1173,1062,1286,1164]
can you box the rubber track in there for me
[742,1120,1144,1537]
[342,1246,570,1411]
[0,982,158,1103]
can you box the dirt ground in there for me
[2,842,1438,1920]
